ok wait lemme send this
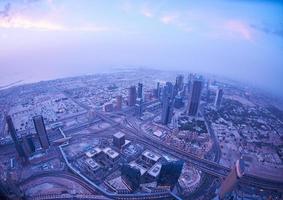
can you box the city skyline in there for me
[0,0,283,97]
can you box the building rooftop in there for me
[103,147,119,159]
[85,147,102,158]
[113,131,125,139]
[142,150,161,162]
[147,163,162,178]
[85,158,100,170]
[129,161,147,176]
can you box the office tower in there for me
[206,80,211,102]
[174,95,184,109]
[22,136,35,156]
[187,80,202,116]
[116,95,122,110]
[165,82,174,98]
[128,86,137,106]
[137,83,143,99]
[113,132,125,149]
[6,115,27,160]
[187,73,193,94]
[215,88,223,109]
[135,98,143,117]
[158,160,184,188]
[176,75,184,91]
[161,96,174,125]
[156,82,160,99]
[121,164,141,191]
[219,159,245,199]
[33,115,49,149]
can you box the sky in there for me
[0,0,283,97]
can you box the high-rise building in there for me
[128,86,137,106]
[33,115,49,149]
[187,80,202,116]
[176,75,184,91]
[135,98,143,117]
[137,83,143,99]
[156,82,160,99]
[121,164,141,191]
[174,95,184,109]
[22,135,35,156]
[113,132,125,149]
[158,160,184,188]
[116,95,122,111]
[219,158,245,199]
[161,96,174,125]
[6,115,27,160]
[215,88,223,109]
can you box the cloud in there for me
[0,15,114,32]
[141,7,154,18]
[160,14,178,25]
[250,23,283,38]
[225,20,253,41]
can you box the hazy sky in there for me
[0,0,283,96]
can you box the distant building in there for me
[116,95,122,110]
[113,132,125,149]
[128,86,137,106]
[176,75,184,91]
[137,83,143,99]
[158,160,184,188]
[121,164,141,191]
[6,115,27,160]
[219,158,245,199]
[187,80,202,116]
[214,88,223,109]
[156,82,160,99]
[33,115,49,150]
[135,98,143,117]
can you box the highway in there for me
[96,111,283,192]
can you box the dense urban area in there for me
[0,68,282,200]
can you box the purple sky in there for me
[0,0,283,97]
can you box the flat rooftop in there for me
[103,147,119,159]
[85,158,100,170]
[147,163,162,178]
[113,131,125,139]
[85,147,102,158]
[129,161,147,176]
[142,150,161,162]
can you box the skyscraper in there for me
[187,80,202,116]
[137,83,143,99]
[33,115,49,149]
[158,160,184,188]
[116,95,122,111]
[161,96,174,125]
[219,158,245,199]
[176,75,184,91]
[156,82,160,99]
[215,88,223,109]
[6,115,27,160]
[128,86,137,106]
[121,164,141,191]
